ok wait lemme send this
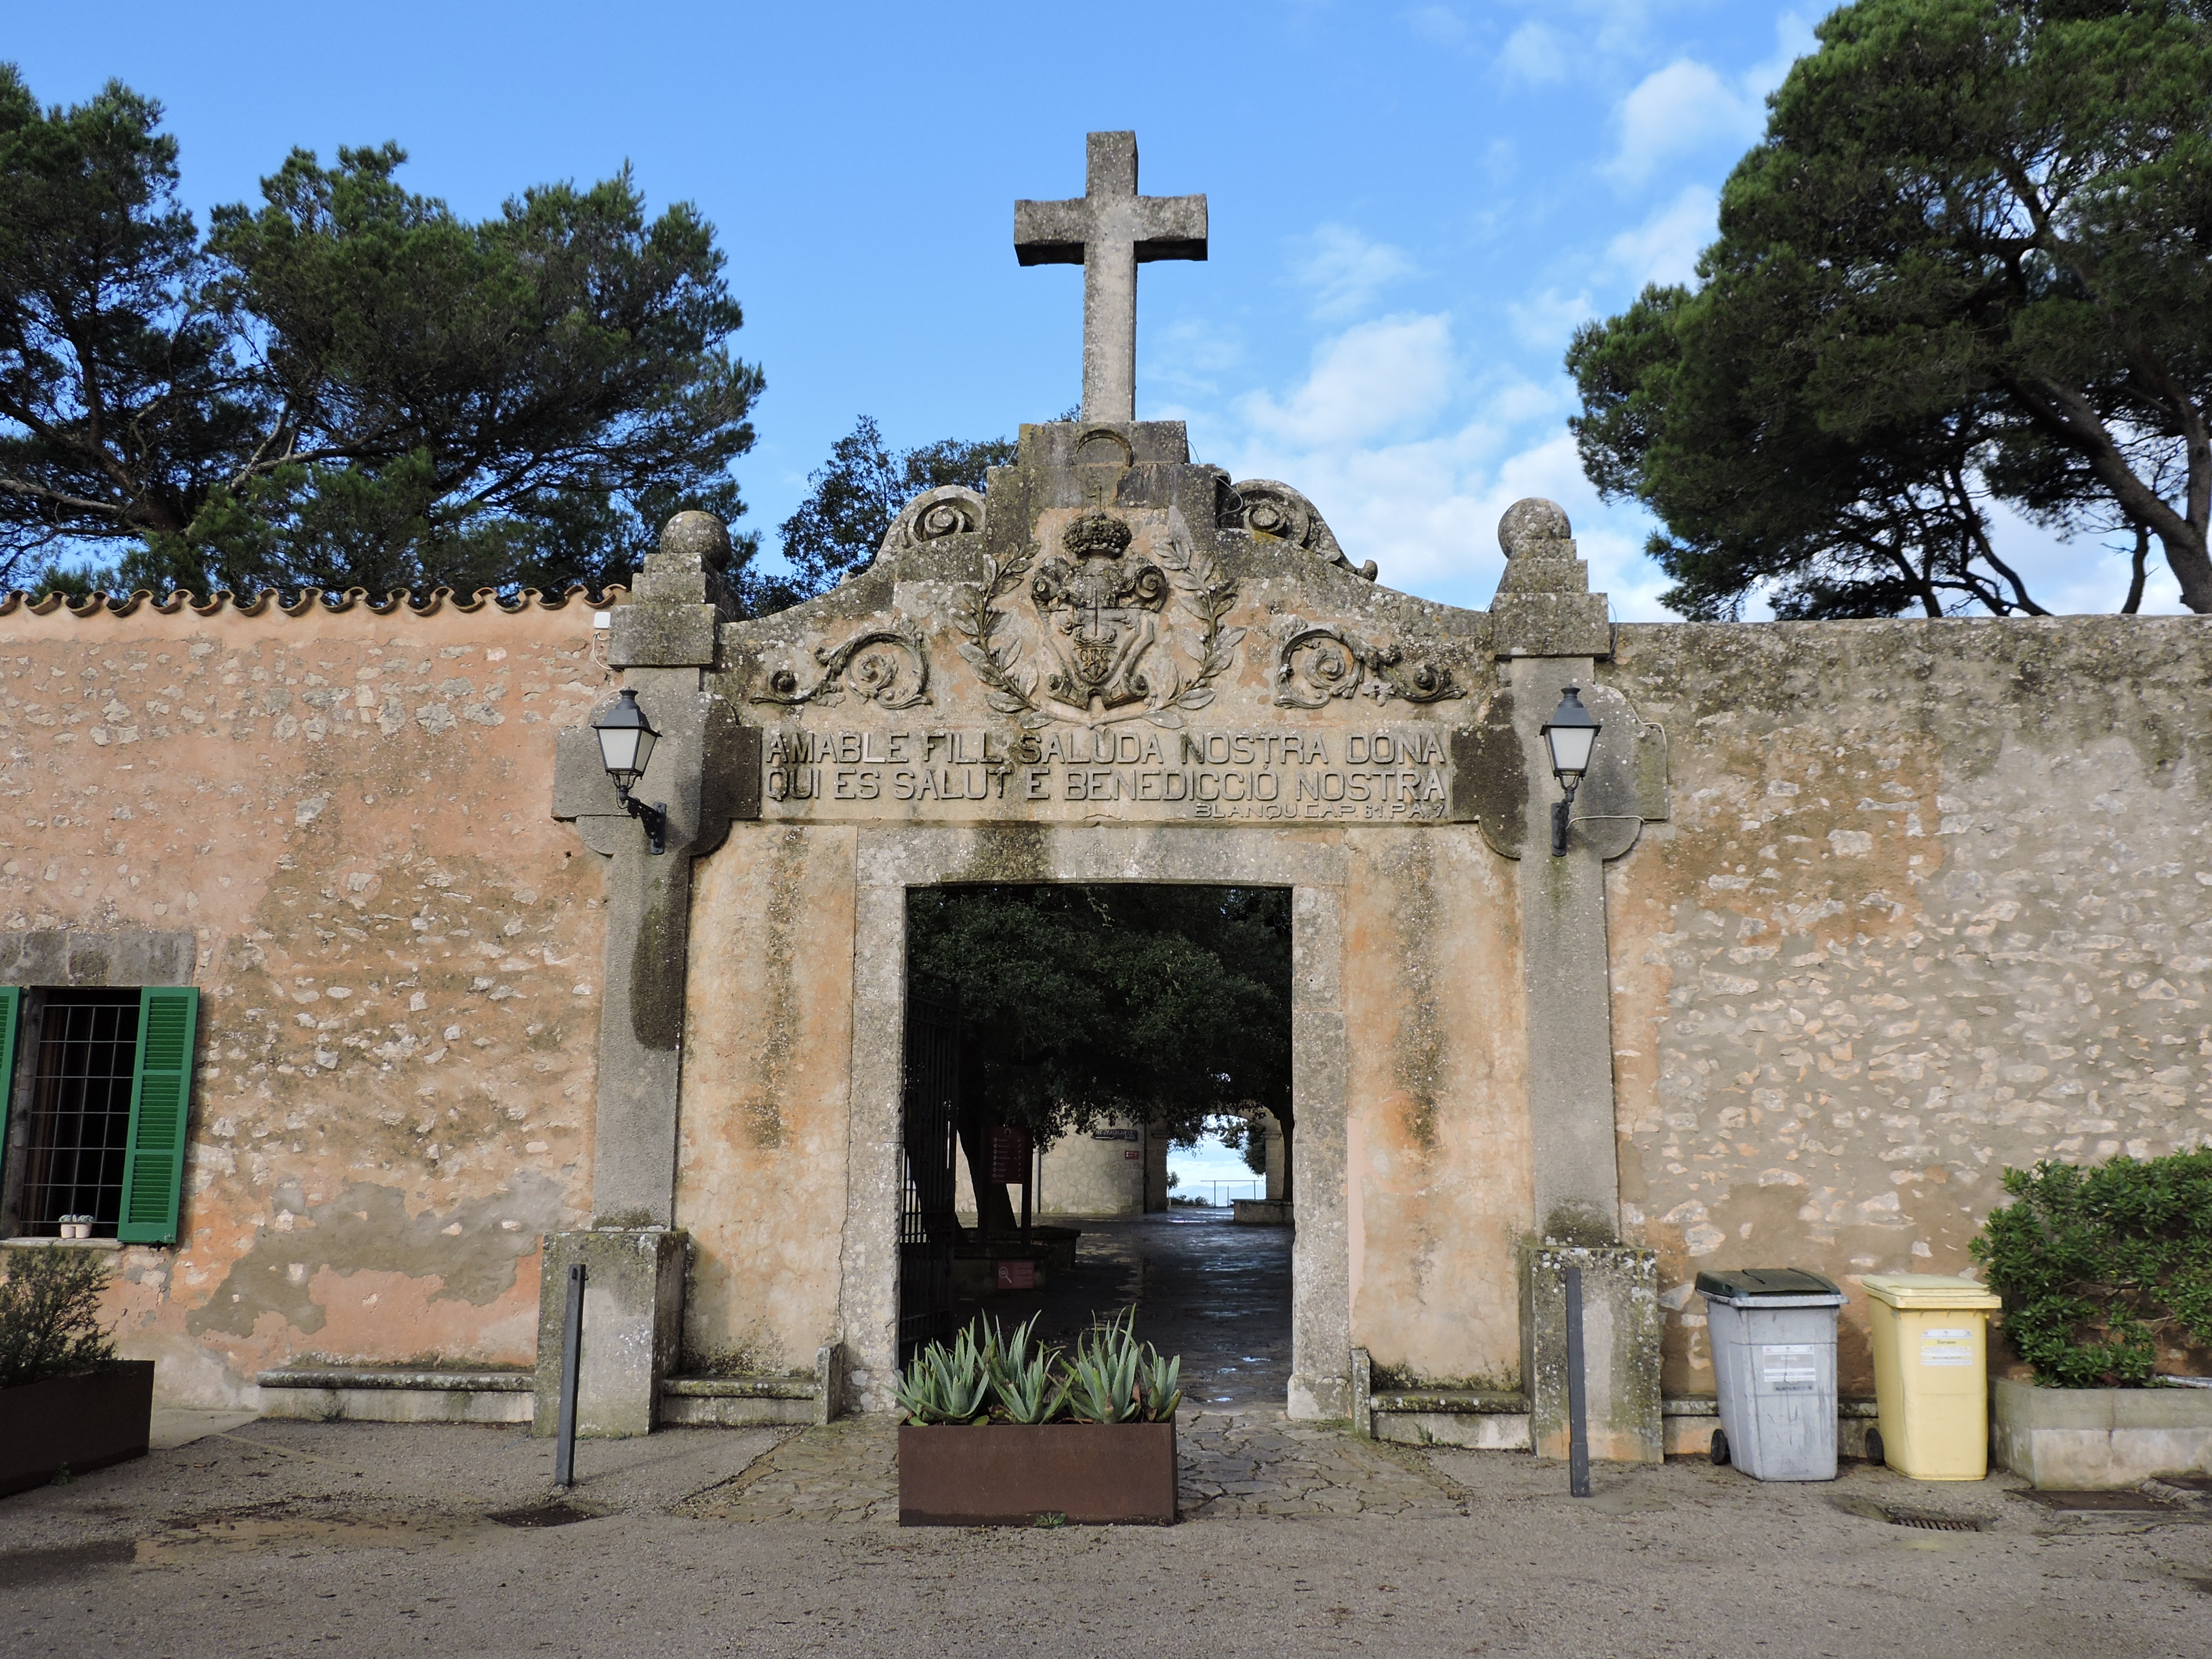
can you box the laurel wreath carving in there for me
[1275,618,1465,709]
[748,616,933,710]
[953,514,1243,730]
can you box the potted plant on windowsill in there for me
[897,1311,1181,1525]
[1974,1149,2212,1490]
[1,1247,155,1499]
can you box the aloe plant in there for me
[1138,1343,1182,1422]
[985,1313,1071,1424]
[1065,1310,1145,1423]
[894,1320,993,1424]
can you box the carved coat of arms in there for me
[955,507,1241,729]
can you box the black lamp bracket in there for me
[1551,777,1579,857]
[614,785,668,855]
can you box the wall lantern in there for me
[592,688,668,855]
[1540,685,1601,857]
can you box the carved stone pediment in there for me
[715,420,1574,828]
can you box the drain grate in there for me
[1887,1510,1985,1532]
[489,1502,595,1528]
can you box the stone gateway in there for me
[3,134,2207,1463]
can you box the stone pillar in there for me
[541,511,758,1433]
[1488,499,1633,1244]
[531,1229,689,1437]
[1481,500,1671,1459]
[1521,1244,1662,1463]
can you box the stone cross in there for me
[1015,131,1207,424]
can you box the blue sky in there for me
[12,1,2171,616]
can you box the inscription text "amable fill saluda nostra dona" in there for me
[761,726,1454,821]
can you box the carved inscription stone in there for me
[760,722,1454,823]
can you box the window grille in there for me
[14,990,141,1237]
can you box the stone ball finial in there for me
[659,510,732,571]
[1498,498,1572,558]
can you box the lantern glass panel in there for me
[1544,722,1597,779]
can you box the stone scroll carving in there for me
[872,485,986,564]
[953,506,1242,730]
[1227,480,1379,582]
[1274,617,1466,709]
[748,616,933,710]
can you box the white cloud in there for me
[1507,289,1593,352]
[1294,224,1420,321]
[1187,310,1685,616]
[1499,20,1568,83]
[1602,16,1822,186]
[1237,314,1454,449]
[1605,58,1763,186]
[1604,184,1716,288]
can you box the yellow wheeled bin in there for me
[1861,1274,2003,1481]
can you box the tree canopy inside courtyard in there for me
[906,884,1293,1208]
[1568,0,2212,619]
[0,66,766,602]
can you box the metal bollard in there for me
[1565,1263,1591,1498]
[553,1262,585,1489]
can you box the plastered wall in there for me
[1344,825,1528,1389]
[675,823,856,1375]
[1604,617,2212,1395]
[0,596,611,1406]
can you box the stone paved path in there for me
[680,1421,896,1525]
[1178,1410,1463,1519]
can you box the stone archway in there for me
[548,419,1666,1454]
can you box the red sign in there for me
[996,1259,1037,1290]
[987,1126,1033,1184]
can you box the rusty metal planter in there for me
[0,1361,155,1499]
[898,1420,1176,1525]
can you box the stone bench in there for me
[256,1366,534,1425]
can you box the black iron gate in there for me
[898,973,961,1374]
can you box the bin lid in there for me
[1695,1267,1844,1305]
[1861,1273,2001,1310]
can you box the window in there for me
[0,985,199,1244]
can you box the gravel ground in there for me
[3,1414,2207,1659]
[11,1218,2204,1656]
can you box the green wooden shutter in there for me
[0,986,18,1214]
[117,986,197,1245]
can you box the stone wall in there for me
[0,596,610,1406]
[1603,617,2212,1396]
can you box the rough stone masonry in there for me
[1,132,2205,1449]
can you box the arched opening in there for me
[898,883,1295,1412]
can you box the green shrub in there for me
[1971,1149,2212,1388]
[0,1248,119,1389]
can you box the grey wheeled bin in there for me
[1695,1268,1846,1481]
